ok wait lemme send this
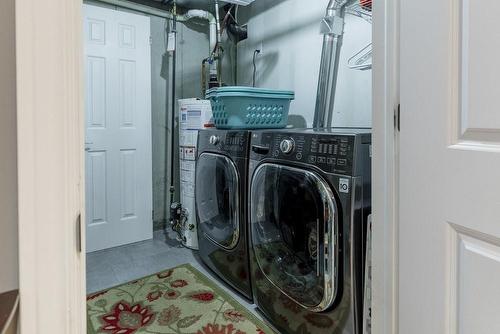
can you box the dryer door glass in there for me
[250,163,338,311]
[196,153,240,249]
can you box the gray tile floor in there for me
[86,229,260,318]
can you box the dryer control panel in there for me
[250,130,370,176]
[198,130,251,158]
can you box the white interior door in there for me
[84,4,152,253]
[400,1,500,333]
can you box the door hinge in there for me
[149,36,152,45]
[394,104,401,132]
[76,212,82,253]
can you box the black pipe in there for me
[223,4,247,44]
[169,3,177,206]
[227,22,247,42]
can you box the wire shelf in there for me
[348,43,372,71]
[347,3,372,24]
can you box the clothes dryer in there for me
[196,129,253,300]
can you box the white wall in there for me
[0,0,19,293]
[237,1,372,128]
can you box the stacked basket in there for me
[206,86,295,129]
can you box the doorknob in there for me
[85,141,93,152]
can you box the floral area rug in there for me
[87,264,274,334]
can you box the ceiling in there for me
[150,0,237,11]
[128,0,242,15]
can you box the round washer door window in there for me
[250,163,339,311]
[196,153,240,249]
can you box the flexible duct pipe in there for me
[313,0,357,129]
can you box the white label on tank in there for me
[339,178,350,193]
[167,32,176,52]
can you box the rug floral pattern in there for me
[87,264,274,334]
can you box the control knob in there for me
[280,139,295,154]
[209,135,220,145]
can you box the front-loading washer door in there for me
[250,163,339,312]
[196,153,240,250]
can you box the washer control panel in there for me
[251,131,359,175]
[279,139,295,154]
[209,135,220,145]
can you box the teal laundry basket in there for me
[206,86,295,129]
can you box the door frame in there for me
[16,0,86,332]
[15,0,399,333]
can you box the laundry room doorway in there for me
[13,0,400,332]
[83,4,153,252]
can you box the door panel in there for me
[84,4,152,252]
[454,228,500,333]
[86,56,107,128]
[400,0,500,332]
[120,149,137,220]
[118,60,136,127]
[87,151,107,225]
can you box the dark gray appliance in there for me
[248,128,371,334]
[195,129,252,300]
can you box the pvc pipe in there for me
[182,10,217,54]
[209,22,217,54]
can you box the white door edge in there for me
[372,0,400,333]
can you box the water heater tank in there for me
[177,99,214,250]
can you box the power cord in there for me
[252,49,261,87]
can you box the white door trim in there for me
[372,0,399,333]
[16,0,86,332]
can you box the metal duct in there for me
[313,0,357,129]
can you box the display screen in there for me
[226,136,241,146]
[317,143,337,155]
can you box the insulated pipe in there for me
[313,0,357,129]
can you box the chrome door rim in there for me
[250,162,339,312]
[196,152,240,250]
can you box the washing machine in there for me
[248,128,371,334]
[195,129,253,300]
